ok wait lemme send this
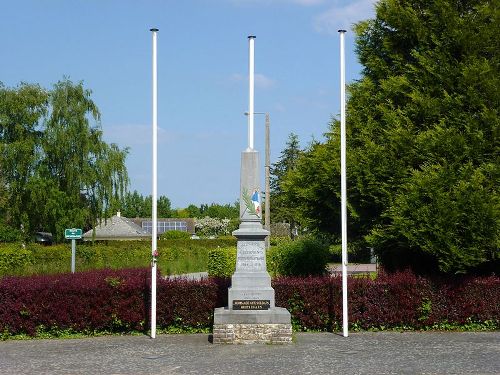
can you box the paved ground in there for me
[1,332,499,374]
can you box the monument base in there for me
[213,307,292,344]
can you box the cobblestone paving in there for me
[1,332,499,374]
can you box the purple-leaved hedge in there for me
[0,269,498,336]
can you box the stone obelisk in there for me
[213,36,292,344]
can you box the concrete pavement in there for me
[1,332,499,374]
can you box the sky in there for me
[1,0,376,209]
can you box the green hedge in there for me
[0,238,238,277]
[268,237,330,276]
[207,247,236,277]
[207,238,330,278]
[159,230,191,240]
[0,244,32,273]
[0,237,330,278]
[1,269,498,338]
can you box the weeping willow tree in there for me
[0,79,128,242]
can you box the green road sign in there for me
[65,228,82,240]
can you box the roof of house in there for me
[83,215,150,241]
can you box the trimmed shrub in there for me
[0,269,498,337]
[159,230,191,240]
[207,247,236,277]
[0,244,32,275]
[0,238,239,277]
[268,237,330,276]
[0,268,150,336]
[0,268,219,337]
[273,271,500,331]
[156,278,218,330]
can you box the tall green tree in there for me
[120,190,172,218]
[278,0,499,274]
[0,83,48,233]
[0,79,129,241]
[270,133,303,236]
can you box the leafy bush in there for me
[0,238,239,277]
[0,244,32,274]
[269,236,293,247]
[195,217,231,237]
[159,230,191,240]
[0,223,22,243]
[369,163,499,274]
[273,271,500,331]
[268,237,330,276]
[329,242,372,264]
[207,247,236,277]
[0,268,218,337]
[1,270,498,337]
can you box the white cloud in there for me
[103,123,180,147]
[255,73,277,89]
[229,72,277,89]
[314,0,377,33]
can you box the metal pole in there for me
[150,27,158,339]
[71,239,76,273]
[248,36,256,150]
[265,113,271,249]
[339,29,348,338]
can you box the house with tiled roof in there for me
[83,212,149,241]
[83,213,195,241]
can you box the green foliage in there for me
[194,217,232,237]
[368,163,499,273]
[0,222,22,242]
[0,238,238,277]
[0,244,32,273]
[0,79,129,242]
[171,202,239,219]
[268,237,329,277]
[160,230,191,240]
[120,190,171,218]
[274,0,500,274]
[329,242,371,264]
[207,247,236,277]
[270,133,303,236]
[200,202,239,220]
[269,236,293,247]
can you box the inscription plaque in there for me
[236,241,266,272]
[232,300,271,310]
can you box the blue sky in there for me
[1,0,376,209]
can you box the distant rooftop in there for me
[83,214,150,241]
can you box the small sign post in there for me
[65,228,82,273]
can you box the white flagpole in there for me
[339,29,348,338]
[248,36,256,150]
[150,27,158,339]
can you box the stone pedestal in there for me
[213,322,292,344]
[213,150,292,344]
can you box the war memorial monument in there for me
[213,36,292,344]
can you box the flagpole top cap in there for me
[338,29,347,33]
[150,28,159,32]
